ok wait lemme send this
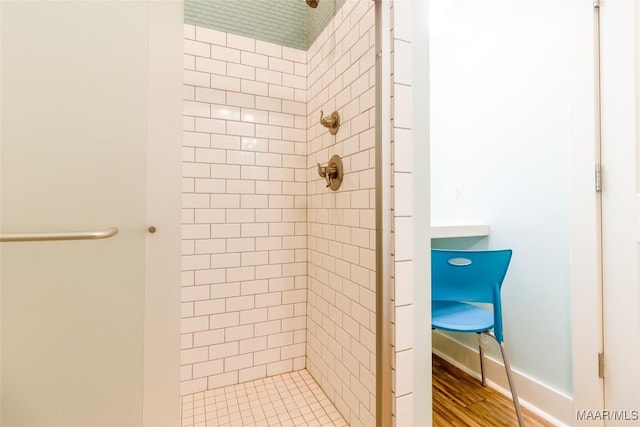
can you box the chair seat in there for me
[432,300,494,333]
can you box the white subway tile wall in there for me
[391,1,416,426]
[182,25,308,396]
[305,1,377,426]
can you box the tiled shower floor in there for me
[180,370,348,427]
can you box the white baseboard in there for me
[432,332,573,426]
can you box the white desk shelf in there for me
[431,219,490,239]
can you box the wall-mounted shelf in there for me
[431,219,490,239]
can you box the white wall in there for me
[430,0,573,396]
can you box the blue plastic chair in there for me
[431,249,524,426]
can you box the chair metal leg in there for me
[477,333,487,387]
[497,341,525,427]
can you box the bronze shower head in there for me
[306,0,318,8]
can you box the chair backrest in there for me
[431,249,513,342]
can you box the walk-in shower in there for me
[180,0,375,425]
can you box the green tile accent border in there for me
[185,0,345,50]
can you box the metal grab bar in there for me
[0,227,118,242]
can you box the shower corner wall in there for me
[305,1,376,425]
[181,22,308,396]
[180,1,376,425]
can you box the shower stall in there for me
[180,0,378,425]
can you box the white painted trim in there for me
[600,0,640,413]
[432,332,573,427]
[412,0,432,425]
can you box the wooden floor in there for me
[433,355,554,427]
